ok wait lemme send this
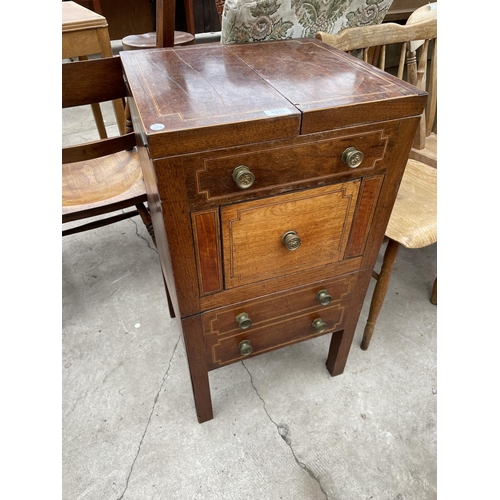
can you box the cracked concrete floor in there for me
[62,83,437,500]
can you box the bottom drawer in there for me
[203,273,358,369]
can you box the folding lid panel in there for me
[120,45,301,158]
[227,39,427,135]
[120,39,426,159]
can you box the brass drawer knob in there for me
[341,147,364,168]
[238,340,253,356]
[232,165,255,189]
[316,289,332,306]
[282,230,302,251]
[236,312,253,330]
[312,318,327,333]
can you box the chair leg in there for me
[164,275,176,319]
[361,239,400,351]
[125,99,133,135]
[430,278,437,305]
[135,203,156,245]
[135,203,175,318]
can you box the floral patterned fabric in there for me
[221,0,394,44]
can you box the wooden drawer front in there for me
[192,128,387,203]
[203,274,357,369]
[221,181,360,289]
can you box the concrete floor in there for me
[62,53,437,500]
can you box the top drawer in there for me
[195,130,385,203]
[174,123,396,210]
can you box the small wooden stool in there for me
[62,1,125,137]
[122,30,194,50]
[121,0,196,50]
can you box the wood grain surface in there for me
[120,39,427,422]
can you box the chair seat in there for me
[62,149,147,220]
[386,158,437,249]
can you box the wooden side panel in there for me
[191,210,223,296]
[360,116,422,269]
[62,30,103,59]
[131,99,183,321]
[345,175,384,258]
[151,156,201,318]
[221,181,360,289]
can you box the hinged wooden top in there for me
[227,40,427,134]
[120,39,426,158]
[62,1,108,33]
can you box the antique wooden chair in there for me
[62,56,153,238]
[316,3,437,350]
[62,1,126,139]
[406,4,437,169]
[62,56,176,316]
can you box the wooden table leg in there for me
[430,277,437,305]
[325,329,343,376]
[181,316,213,423]
[326,268,372,375]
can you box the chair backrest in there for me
[62,56,136,164]
[220,0,395,44]
[316,3,437,151]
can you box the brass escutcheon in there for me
[341,146,364,168]
[312,318,327,333]
[238,340,253,356]
[282,230,302,251]
[232,165,255,189]
[316,289,332,306]
[236,312,253,330]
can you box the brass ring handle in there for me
[282,230,302,251]
[232,165,255,189]
[312,318,327,333]
[341,147,364,168]
[236,312,253,330]
[238,340,253,356]
[316,289,332,306]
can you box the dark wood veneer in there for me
[121,39,426,422]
